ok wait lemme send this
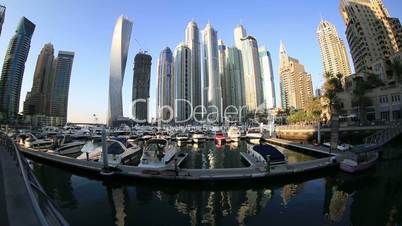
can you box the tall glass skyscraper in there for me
[218,40,228,109]
[202,22,222,122]
[0,17,35,121]
[259,47,276,109]
[157,47,174,122]
[107,16,133,127]
[185,21,202,114]
[132,52,152,123]
[48,51,75,125]
[225,47,244,109]
[0,4,5,37]
[233,25,263,111]
[174,43,192,122]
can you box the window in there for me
[392,110,401,120]
[391,94,401,103]
[381,111,390,121]
[380,95,388,104]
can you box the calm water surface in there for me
[31,139,402,226]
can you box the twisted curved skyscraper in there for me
[107,16,133,127]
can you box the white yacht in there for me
[245,128,263,140]
[138,139,176,168]
[192,132,207,143]
[227,127,241,142]
[176,133,191,143]
[99,140,141,167]
[23,133,54,149]
[52,135,86,156]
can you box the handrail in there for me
[363,120,402,145]
[0,133,70,226]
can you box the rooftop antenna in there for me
[134,38,145,53]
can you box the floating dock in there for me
[19,143,339,181]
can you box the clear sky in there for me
[1,0,401,123]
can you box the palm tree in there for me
[322,72,344,117]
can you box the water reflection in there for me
[29,136,402,226]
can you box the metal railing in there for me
[363,120,402,146]
[0,133,70,226]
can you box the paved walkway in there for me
[0,145,41,226]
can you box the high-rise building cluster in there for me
[23,44,74,126]
[0,13,75,126]
[156,21,277,124]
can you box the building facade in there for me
[233,25,263,111]
[107,16,133,127]
[132,52,152,123]
[202,22,222,122]
[23,43,55,116]
[279,41,313,110]
[174,43,192,122]
[225,47,245,110]
[340,0,402,73]
[0,17,35,121]
[258,47,276,109]
[218,40,228,110]
[316,19,352,77]
[185,21,202,114]
[156,47,174,122]
[0,4,5,37]
[48,51,75,125]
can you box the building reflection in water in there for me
[281,183,304,207]
[173,188,272,226]
[106,186,128,226]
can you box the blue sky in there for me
[1,0,401,123]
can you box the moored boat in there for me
[340,151,379,173]
[138,138,176,168]
[227,127,241,142]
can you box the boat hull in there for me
[340,153,378,173]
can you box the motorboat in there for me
[340,151,379,173]
[323,143,353,152]
[227,127,241,142]
[141,132,155,141]
[248,143,287,165]
[99,140,142,167]
[23,133,54,149]
[156,131,171,140]
[214,131,225,143]
[138,139,176,168]
[192,131,207,143]
[245,128,263,140]
[76,138,103,161]
[51,135,86,156]
[176,133,190,143]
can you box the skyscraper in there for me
[107,16,133,127]
[23,43,55,115]
[174,43,192,122]
[48,51,74,125]
[259,47,276,109]
[233,25,263,111]
[218,40,228,109]
[132,52,152,123]
[317,19,352,77]
[202,22,222,122]
[0,17,35,121]
[157,47,174,121]
[225,47,244,109]
[0,4,5,37]
[279,41,313,110]
[340,0,402,73]
[185,21,202,112]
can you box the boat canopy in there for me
[252,144,286,162]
